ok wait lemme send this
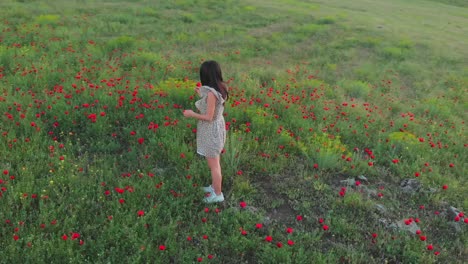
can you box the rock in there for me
[375,204,387,214]
[361,186,378,198]
[396,220,420,234]
[379,218,398,230]
[447,206,461,219]
[447,222,462,233]
[245,205,259,214]
[357,175,369,183]
[153,166,167,175]
[340,178,356,186]
[400,179,421,193]
[263,216,272,226]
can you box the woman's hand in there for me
[183,110,195,118]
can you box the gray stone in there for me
[447,222,462,233]
[447,206,461,219]
[263,216,272,226]
[361,186,378,198]
[340,178,356,186]
[245,205,259,213]
[379,218,398,230]
[375,204,387,214]
[396,219,420,234]
[357,175,369,182]
[400,179,421,193]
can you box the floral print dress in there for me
[195,86,226,158]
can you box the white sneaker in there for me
[203,192,224,203]
[202,185,214,193]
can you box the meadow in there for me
[0,0,467,263]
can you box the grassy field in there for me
[0,0,466,263]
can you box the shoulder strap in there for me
[201,86,225,104]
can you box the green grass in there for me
[0,0,466,263]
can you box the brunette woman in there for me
[183,60,228,203]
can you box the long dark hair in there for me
[199,60,228,102]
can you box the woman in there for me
[183,60,228,203]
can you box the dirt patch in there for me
[252,173,297,225]
[247,21,294,38]
[267,201,295,224]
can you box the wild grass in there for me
[0,0,466,263]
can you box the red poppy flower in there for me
[71,233,80,240]
[88,113,96,120]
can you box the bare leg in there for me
[206,156,222,195]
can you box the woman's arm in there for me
[183,92,217,121]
